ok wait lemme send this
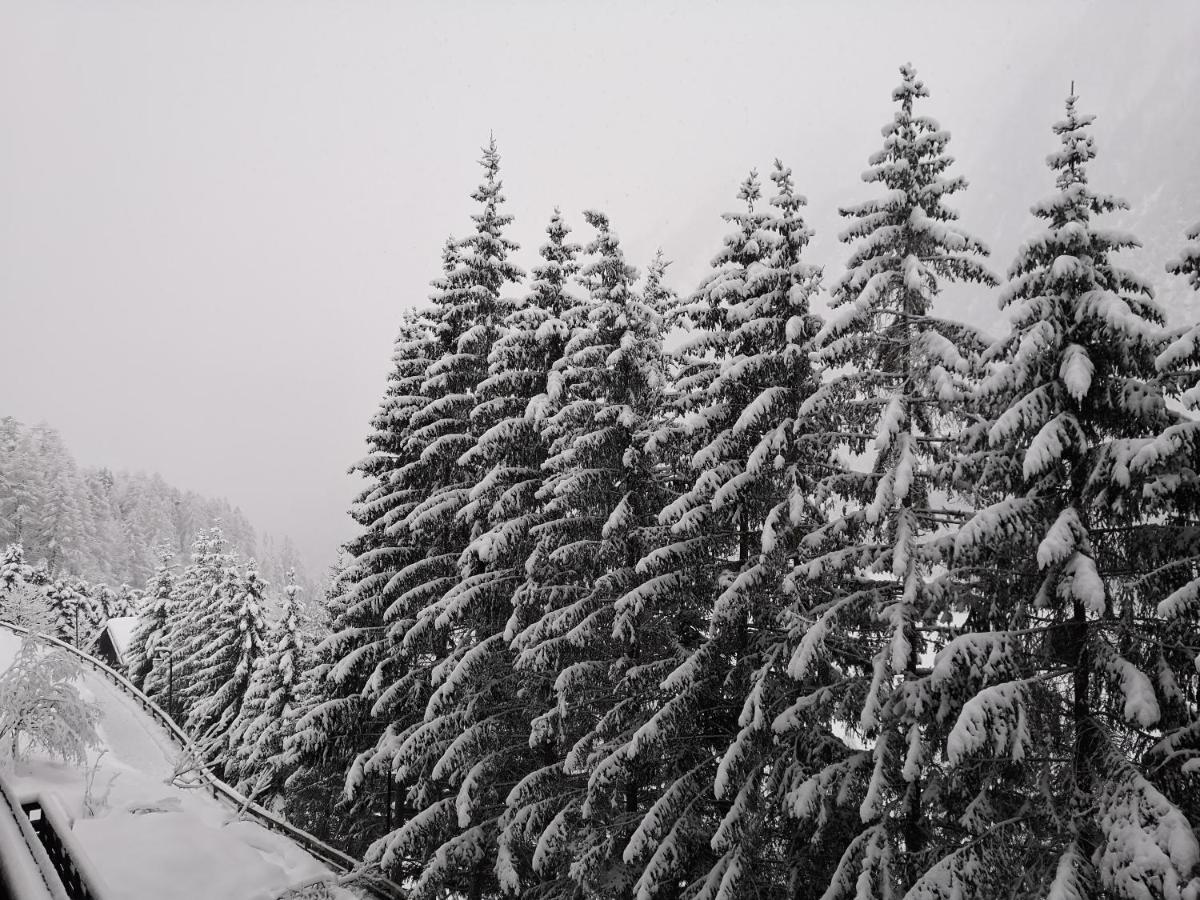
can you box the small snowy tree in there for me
[2,583,56,635]
[0,543,33,593]
[0,635,99,766]
[0,545,55,634]
[126,545,176,689]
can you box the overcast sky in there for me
[2,1,1198,578]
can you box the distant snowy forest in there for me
[5,65,1200,900]
[0,416,315,596]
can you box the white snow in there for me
[0,629,355,900]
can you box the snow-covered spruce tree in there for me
[228,569,305,807]
[1123,220,1200,847]
[495,210,678,898]
[614,161,839,900]
[125,545,176,689]
[0,635,99,765]
[605,169,774,898]
[919,94,1200,899]
[353,139,525,895]
[789,64,997,897]
[501,220,679,900]
[0,547,56,634]
[373,210,582,898]
[0,544,32,594]
[284,311,440,855]
[152,527,236,721]
[45,578,89,645]
[282,566,386,853]
[185,560,267,764]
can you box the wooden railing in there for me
[19,793,110,900]
[0,622,406,900]
[0,771,63,900]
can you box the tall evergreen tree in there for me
[229,569,305,807]
[431,209,583,897]
[161,527,238,723]
[922,94,1200,899]
[1159,221,1200,410]
[502,210,677,897]
[288,310,440,855]
[186,560,268,761]
[791,64,996,897]
[355,139,524,897]
[620,160,839,900]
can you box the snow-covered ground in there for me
[0,629,354,900]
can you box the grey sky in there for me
[2,1,1198,578]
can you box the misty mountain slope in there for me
[0,416,311,594]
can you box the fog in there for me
[2,0,1197,578]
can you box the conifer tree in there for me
[789,64,997,897]
[186,561,268,760]
[0,546,55,634]
[1159,221,1200,409]
[1124,221,1200,850]
[157,527,236,721]
[352,140,525,896]
[500,210,678,897]
[229,570,305,807]
[126,546,176,689]
[922,94,1200,899]
[282,566,389,854]
[408,209,582,897]
[45,578,88,645]
[296,312,441,847]
[0,544,31,595]
[617,161,840,900]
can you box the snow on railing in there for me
[0,770,66,900]
[19,791,113,900]
[0,622,406,900]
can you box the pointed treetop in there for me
[1048,91,1098,190]
[543,206,574,247]
[480,133,500,179]
[738,170,761,212]
[769,159,808,216]
[893,62,929,111]
[581,209,639,298]
[439,235,457,271]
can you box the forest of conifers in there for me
[5,63,1200,900]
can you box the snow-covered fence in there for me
[0,622,406,900]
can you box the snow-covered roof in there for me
[104,617,139,666]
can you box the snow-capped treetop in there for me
[977,92,1166,442]
[822,63,995,356]
[428,137,524,359]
